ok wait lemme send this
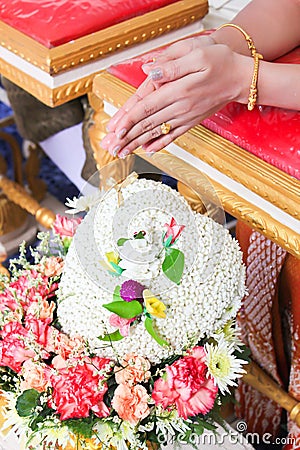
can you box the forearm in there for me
[212,0,300,60]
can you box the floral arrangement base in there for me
[0,175,249,450]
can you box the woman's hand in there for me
[101,42,252,157]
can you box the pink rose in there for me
[112,383,150,424]
[50,356,111,420]
[20,359,51,393]
[163,217,185,245]
[52,214,82,238]
[109,314,134,337]
[115,353,151,386]
[0,322,35,372]
[152,346,218,419]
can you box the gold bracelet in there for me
[216,23,263,110]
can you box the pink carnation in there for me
[112,383,150,424]
[9,271,58,312]
[41,256,64,278]
[50,356,111,420]
[0,322,35,372]
[115,353,151,386]
[25,316,55,354]
[53,332,85,360]
[152,346,218,419]
[52,214,82,238]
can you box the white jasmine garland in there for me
[57,179,246,364]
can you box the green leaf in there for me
[117,238,129,246]
[109,262,124,275]
[162,248,184,284]
[66,418,95,439]
[134,231,145,240]
[16,389,40,417]
[113,285,122,302]
[98,330,124,341]
[103,300,142,318]
[144,317,169,347]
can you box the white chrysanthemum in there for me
[28,422,75,450]
[58,179,246,364]
[205,337,248,395]
[65,192,104,214]
[1,391,30,440]
[212,320,245,352]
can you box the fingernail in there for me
[149,68,163,81]
[112,145,121,157]
[146,151,156,158]
[142,62,154,73]
[119,149,130,159]
[117,128,127,139]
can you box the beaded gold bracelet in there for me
[216,23,263,111]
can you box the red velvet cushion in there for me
[109,41,300,180]
[0,0,179,48]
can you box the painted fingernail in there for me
[149,68,163,81]
[112,145,121,157]
[119,149,130,159]
[117,128,127,139]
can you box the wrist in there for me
[232,53,255,105]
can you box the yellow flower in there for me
[106,251,120,265]
[100,251,122,274]
[143,289,166,319]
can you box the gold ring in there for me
[160,122,171,135]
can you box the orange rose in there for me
[115,353,151,386]
[112,383,150,424]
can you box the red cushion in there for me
[0,0,179,48]
[109,41,300,180]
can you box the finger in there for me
[117,115,179,158]
[141,124,190,155]
[107,77,156,132]
[147,49,205,83]
[113,83,176,140]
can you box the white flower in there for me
[212,320,245,352]
[65,192,103,214]
[118,258,161,280]
[205,337,248,395]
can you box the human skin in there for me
[101,0,300,157]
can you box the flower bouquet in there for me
[0,176,249,450]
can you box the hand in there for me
[101,42,251,157]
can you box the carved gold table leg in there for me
[0,175,55,229]
[0,115,23,185]
[88,92,134,187]
[24,142,47,201]
[243,361,300,427]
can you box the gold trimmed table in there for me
[0,0,208,107]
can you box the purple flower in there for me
[120,280,146,302]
